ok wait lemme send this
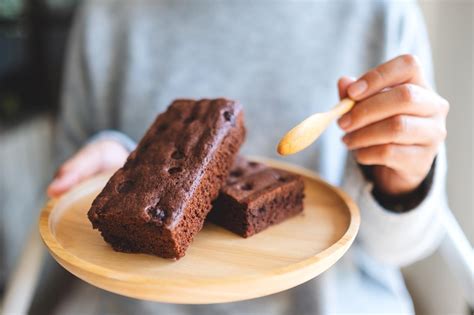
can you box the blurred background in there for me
[0,0,472,314]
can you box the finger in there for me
[47,170,82,197]
[342,115,447,149]
[338,84,449,132]
[353,144,433,174]
[338,76,356,99]
[347,54,427,100]
[47,147,101,198]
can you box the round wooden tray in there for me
[39,158,360,304]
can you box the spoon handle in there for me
[329,98,355,118]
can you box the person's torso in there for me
[75,1,410,314]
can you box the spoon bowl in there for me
[277,98,355,155]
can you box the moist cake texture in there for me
[208,157,305,237]
[88,98,245,259]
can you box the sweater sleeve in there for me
[342,146,447,267]
[341,1,448,267]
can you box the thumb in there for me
[338,76,356,99]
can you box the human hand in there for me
[47,140,129,198]
[337,54,449,196]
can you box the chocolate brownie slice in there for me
[208,157,305,238]
[88,98,245,259]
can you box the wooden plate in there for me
[39,158,359,304]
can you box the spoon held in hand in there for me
[277,98,355,155]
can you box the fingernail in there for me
[348,80,368,98]
[338,114,352,129]
[342,135,350,144]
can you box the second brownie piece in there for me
[208,157,305,238]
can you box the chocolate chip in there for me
[223,111,232,121]
[140,142,150,153]
[146,205,167,222]
[241,183,253,191]
[168,167,183,174]
[230,169,243,177]
[116,180,134,193]
[157,123,168,133]
[171,150,184,160]
[184,115,197,124]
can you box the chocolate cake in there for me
[208,157,305,238]
[88,98,245,259]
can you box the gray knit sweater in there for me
[52,0,447,314]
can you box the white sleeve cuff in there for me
[87,130,137,152]
[343,145,448,267]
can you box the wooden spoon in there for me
[277,98,355,155]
